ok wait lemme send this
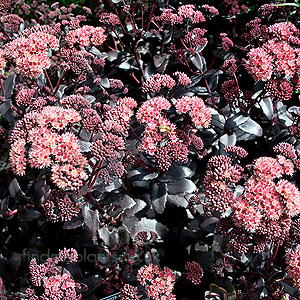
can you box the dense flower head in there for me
[203,155,243,212]
[60,94,91,110]
[58,248,78,263]
[9,106,87,190]
[173,71,192,86]
[245,47,273,81]
[66,25,106,47]
[137,264,176,300]
[276,180,300,217]
[252,156,284,179]
[244,178,284,220]
[137,97,171,124]
[232,197,262,232]
[245,21,300,82]
[120,284,140,300]
[223,145,248,158]
[142,74,176,94]
[273,142,297,159]
[265,40,296,78]
[5,32,59,78]
[42,189,80,222]
[185,261,203,285]
[286,246,300,291]
[175,96,211,128]
[91,132,125,160]
[268,22,300,43]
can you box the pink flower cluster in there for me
[120,284,140,300]
[42,189,80,222]
[142,74,176,94]
[136,96,190,171]
[230,147,300,234]
[142,72,192,94]
[88,97,137,183]
[185,261,203,285]
[25,250,80,300]
[159,5,205,25]
[5,31,59,78]
[245,22,300,82]
[203,155,244,212]
[175,96,212,128]
[136,264,176,300]
[9,106,87,190]
[66,25,106,47]
[286,246,300,291]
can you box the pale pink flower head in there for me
[276,179,300,217]
[175,96,212,128]
[232,197,262,232]
[173,71,192,86]
[136,97,171,124]
[244,178,283,220]
[9,138,27,176]
[253,156,284,179]
[268,22,300,42]
[276,155,294,176]
[178,4,195,19]
[66,25,106,47]
[245,47,273,81]
[120,284,139,300]
[286,246,300,291]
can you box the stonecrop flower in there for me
[245,22,300,82]
[175,96,212,128]
[286,246,300,291]
[185,261,203,285]
[9,106,87,191]
[66,25,106,47]
[26,251,80,300]
[245,47,273,81]
[137,264,176,300]
[5,31,59,78]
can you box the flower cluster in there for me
[42,189,80,222]
[215,143,300,253]
[286,246,300,291]
[25,250,80,300]
[9,106,87,190]
[175,96,212,128]
[5,31,59,78]
[87,97,137,184]
[120,284,140,300]
[185,261,203,285]
[203,154,244,213]
[66,25,106,47]
[136,264,176,300]
[245,22,300,98]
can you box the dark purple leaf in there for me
[19,208,41,222]
[130,217,168,240]
[82,205,99,234]
[167,179,196,194]
[150,182,167,214]
[259,97,273,120]
[3,74,16,101]
[9,178,29,205]
[167,194,188,208]
[80,276,102,296]
[127,168,157,181]
[191,53,207,73]
[160,164,193,182]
